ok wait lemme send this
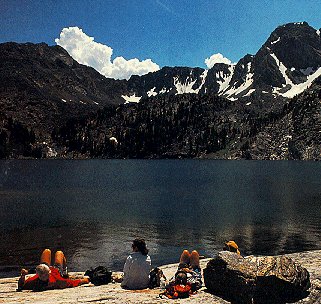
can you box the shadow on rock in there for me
[203,251,311,304]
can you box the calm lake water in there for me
[0,160,320,278]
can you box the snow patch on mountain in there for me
[317,29,320,36]
[109,137,118,144]
[279,67,321,98]
[174,76,197,94]
[223,63,254,99]
[198,70,208,92]
[243,88,256,97]
[159,87,170,94]
[174,71,208,95]
[270,53,293,86]
[147,87,158,97]
[271,37,281,45]
[121,94,142,103]
[270,52,321,98]
[217,65,235,94]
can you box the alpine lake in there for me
[0,160,320,278]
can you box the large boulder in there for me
[203,252,311,304]
[203,252,256,303]
[254,255,310,303]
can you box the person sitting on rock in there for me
[121,238,151,290]
[17,249,89,291]
[223,240,241,255]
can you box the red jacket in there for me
[22,267,82,291]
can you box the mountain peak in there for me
[267,21,318,44]
[257,21,321,75]
[272,22,312,35]
[279,21,310,28]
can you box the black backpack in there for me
[85,266,112,286]
[149,267,166,289]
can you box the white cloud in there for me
[205,53,232,68]
[55,27,160,80]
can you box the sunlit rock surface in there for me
[0,250,320,303]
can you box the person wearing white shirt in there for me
[121,238,151,290]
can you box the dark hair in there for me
[175,270,187,285]
[132,238,149,256]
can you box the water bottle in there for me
[160,277,166,289]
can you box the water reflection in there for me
[0,160,320,277]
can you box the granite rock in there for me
[0,250,320,304]
[203,252,256,303]
[204,251,315,304]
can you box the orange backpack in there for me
[162,282,192,299]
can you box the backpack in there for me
[161,282,192,299]
[149,267,166,289]
[159,270,191,298]
[84,266,112,286]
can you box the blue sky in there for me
[1,0,320,69]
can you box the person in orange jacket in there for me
[223,240,241,255]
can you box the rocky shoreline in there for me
[0,250,320,304]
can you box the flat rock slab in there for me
[0,250,320,304]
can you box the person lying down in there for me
[17,249,89,291]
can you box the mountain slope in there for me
[0,42,127,134]
[51,78,320,160]
[248,79,321,160]
[0,22,320,159]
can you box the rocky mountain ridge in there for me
[125,22,321,102]
[50,76,321,160]
[0,22,320,159]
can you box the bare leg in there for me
[54,251,66,269]
[40,249,51,266]
[179,249,190,266]
[190,250,200,269]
